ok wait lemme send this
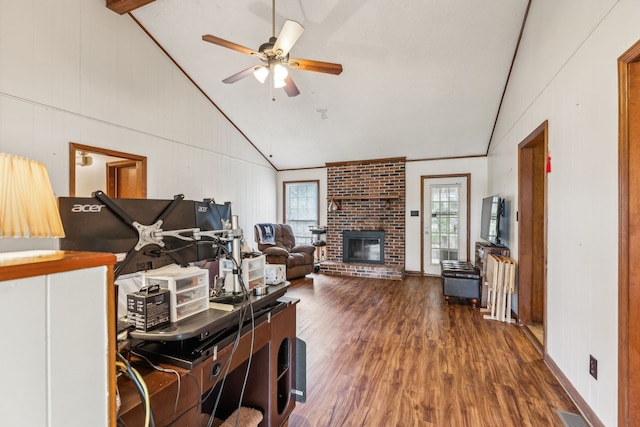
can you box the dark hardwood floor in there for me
[285,274,578,427]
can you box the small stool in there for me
[441,261,481,308]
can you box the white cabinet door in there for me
[0,265,109,427]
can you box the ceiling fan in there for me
[202,0,343,97]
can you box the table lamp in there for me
[0,153,65,239]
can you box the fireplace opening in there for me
[343,230,385,264]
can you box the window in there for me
[284,181,319,245]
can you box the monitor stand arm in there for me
[93,191,189,278]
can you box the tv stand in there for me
[475,241,510,307]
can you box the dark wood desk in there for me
[118,290,298,427]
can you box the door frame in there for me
[69,142,147,198]
[517,121,548,345]
[420,174,471,275]
[618,38,640,427]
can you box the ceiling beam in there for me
[106,0,156,15]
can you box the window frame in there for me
[283,180,320,244]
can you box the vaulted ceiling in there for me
[108,0,530,170]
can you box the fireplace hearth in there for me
[343,230,385,264]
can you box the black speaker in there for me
[293,338,307,403]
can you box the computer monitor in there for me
[58,195,232,278]
[195,199,232,261]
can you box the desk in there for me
[118,285,298,427]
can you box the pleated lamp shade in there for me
[0,153,65,238]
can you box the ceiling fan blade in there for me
[222,66,260,84]
[202,34,261,57]
[272,20,304,58]
[288,58,343,75]
[282,75,300,97]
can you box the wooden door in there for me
[107,160,143,198]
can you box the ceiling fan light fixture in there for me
[273,63,288,80]
[202,0,342,96]
[273,63,288,88]
[253,66,269,83]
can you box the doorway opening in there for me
[69,143,147,198]
[517,121,548,353]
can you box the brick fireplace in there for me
[321,157,405,280]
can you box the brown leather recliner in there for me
[254,224,315,280]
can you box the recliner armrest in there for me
[291,244,316,255]
[261,246,290,257]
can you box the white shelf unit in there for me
[220,255,266,289]
[144,266,209,322]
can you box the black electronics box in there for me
[127,285,170,332]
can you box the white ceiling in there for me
[130,0,529,170]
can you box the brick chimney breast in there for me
[324,158,406,280]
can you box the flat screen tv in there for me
[480,194,502,246]
[58,195,231,278]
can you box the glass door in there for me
[422,176,468,275]
[431,184,460,263]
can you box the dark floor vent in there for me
[557,410,589,427]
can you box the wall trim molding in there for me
[545,355,604,427]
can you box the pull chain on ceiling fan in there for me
[201,0,343,97]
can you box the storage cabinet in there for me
[220,255,266,289]
[144,266,209,322]
[269,299,298,426]
[475,242,510,306]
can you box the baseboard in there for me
[544,354,604,427]
[404,270,422,276]
[521,324,543,355]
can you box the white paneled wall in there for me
[0,0,276,253]
[489,0,640,424]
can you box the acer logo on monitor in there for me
[71,204,106,213]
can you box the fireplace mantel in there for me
[329,193,401,201]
